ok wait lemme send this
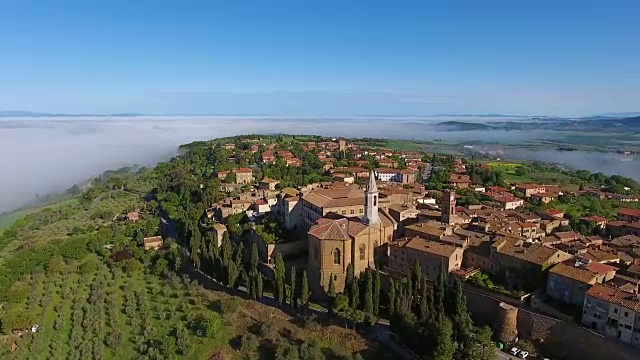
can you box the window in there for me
[374,195,378,206]
[341,210,346,215]
[625,324,632,330]
[350,209,355,215]
[334,274,337,281]
[333,248,341,265]
[359,208,363,214]
[614,308,618,314]
[359,244,366,260]
[625,311,629,317]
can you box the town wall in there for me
[463,288,639,360]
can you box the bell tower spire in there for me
[362,170,380,225]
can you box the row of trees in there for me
[389,261,494,360]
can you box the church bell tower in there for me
[362,170,380,225]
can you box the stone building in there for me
[307,171,396,295]
[582,283,640,346]
[232,168,253,184]
[388,236,463,280]
[546,259,617,306]
[300,180,390,233]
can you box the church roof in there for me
[308,217,369,241]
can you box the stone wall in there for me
[463,287,639,360]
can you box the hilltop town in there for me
[3,134,640,360]
[195,134,640,355]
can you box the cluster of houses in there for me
[204,137,640,347]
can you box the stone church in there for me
[307,171,397,295]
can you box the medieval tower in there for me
[441,189,456,225]
[362,170,380,225]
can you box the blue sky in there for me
[0,0,639,116]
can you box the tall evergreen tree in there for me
[274,253,285,306]
[373,269,381,316]
[411,258,422,299]
[328,274,336,299]
[256,273,263,302]
[388,278,396,316]
[363,269,374,315]
[300,270,309,310]
[419,277,430,323]
[345,263,354,295]
[431,316,455,360]
[289,266,297,308]
[451,279,474,360]
[250,243,259,270]
[350,274,360,310]
[434,264,446,318]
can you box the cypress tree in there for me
[451,279,474,359]
[250,243,259,270]
[411,258,422,299]
[420,276,429,323]
[289,266,297,308]
[435,264,446,318]
[431,317,455,360]
[274,253,285,306]
[300,270,309,310]
[256,273,263,301]
[388,278,396,316]
[345,263,354,294]
[373,269,381,316]
[328,274,336,298]
[350,275,360,310]
[234,243,244,269]
[364,269,373,315]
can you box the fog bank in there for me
[0,116,637,213]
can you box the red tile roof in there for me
[233,167,253,173]
[619,208,640,217]
[586,283,640,312]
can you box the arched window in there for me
[333,248,341,265]
[374,195,378,206]
[359,244,366,260]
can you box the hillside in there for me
[0,137,389,360]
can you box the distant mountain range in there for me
[434,116,640,132]
[0,110,145,117]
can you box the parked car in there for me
[518,351,529,359]
[509,347,520,356]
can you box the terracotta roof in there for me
[405,222,447,238]
[550,261,611,284]
[610,235,640,248]
[619,208,640,217]
[391,236,460,258]
[376,167,399,173]
[308,217,369,240]
[495,238,569,266]
[450,174,472,183]
[233,167,253,174]
[580,215,608,223]
[545,209,564,216]
[303,187,365,209]
[582,248,620,263]
[554,231,583,241]
[516,183,544,190]
[607,220,628,227]
[586,283,640,312]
